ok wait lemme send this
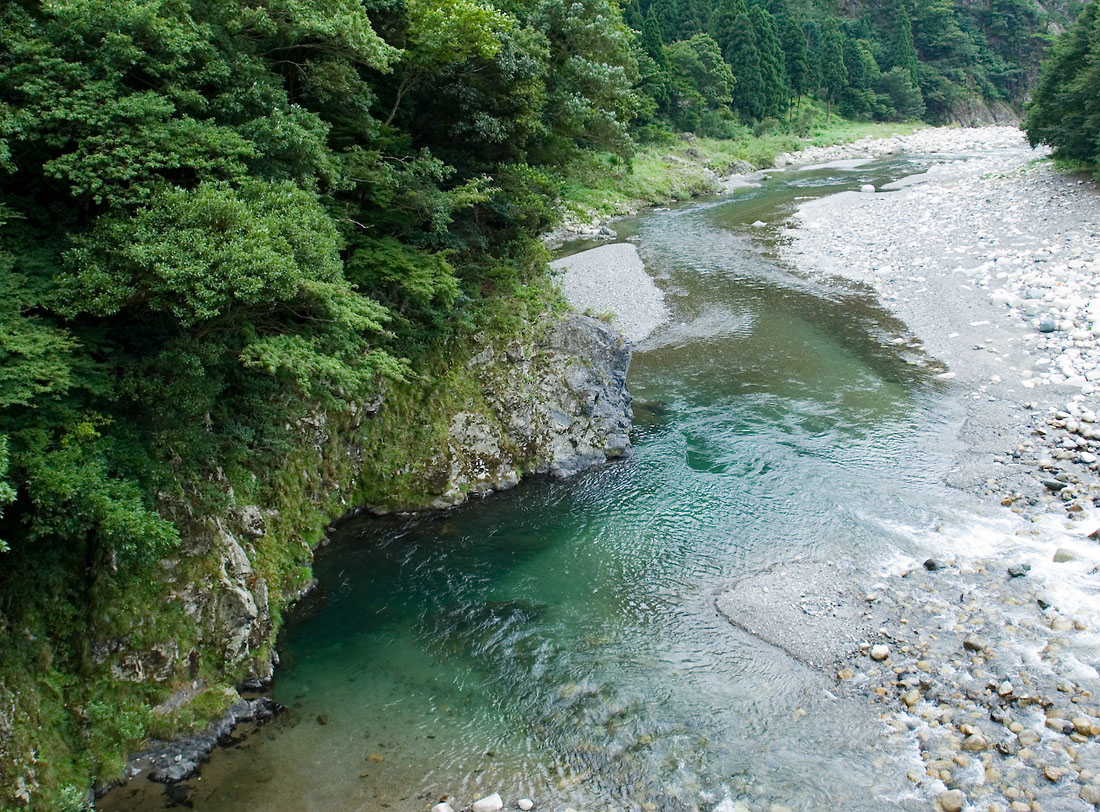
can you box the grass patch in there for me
[559,108,924,224]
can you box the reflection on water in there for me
[103,156,987,812]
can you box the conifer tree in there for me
[624,0,645,30]
[817,17,848,123]
[725,11,766,120]
[749,5,788,118]
[889,0,921,90]
[773,1,811,112]
[649,0,682,43]
[708,0,750,55]
[677,0,710,38]
[638,8,673,112]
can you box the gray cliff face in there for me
[432,313,633,507]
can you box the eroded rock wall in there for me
[3,310,633,809]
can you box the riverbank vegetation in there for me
[0,0,1072,806]
[1025,0,1100,171]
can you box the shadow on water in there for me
[101,152,983,812]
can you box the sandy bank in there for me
[718,127,1100,812]
[549,242,669,343]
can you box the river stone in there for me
[472,793,504,812]
[860,184,876,193]
[1081,785,1100,806]
[870,644,890,661]
[939,789,965,812]
[961,733,987,751]
[518,800,534,811]
[1019,729,1041,746]
[1008,564,1030,578]
[432,804,454,812]
[963,635,987,652]
[923,558,945,571]
[1044,765,1069,782]
[1040,315,1058,333]
[1054,547,1077,562]
[716,560,871,667]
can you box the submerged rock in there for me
[472,792,504,812]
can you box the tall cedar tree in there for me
[890,0,921,89]
[749,5,788,118]
[818,17,848,122]
[726,12,766,120]
[709,0,750,55]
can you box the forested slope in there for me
[1026,0,1100,166]
[0,0,1070,807]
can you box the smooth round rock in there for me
[939,789,965,812]
[518,801,534,811]
[870,644,890,661]
[472,793,504,812]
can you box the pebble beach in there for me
[776,127,1100,812]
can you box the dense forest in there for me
[1026,0,1100,165]
[0,0,1074,806]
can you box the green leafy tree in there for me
[876,65,926,119]
[726,13,766,120]
[1025,0,1100,163]
[639,9,674,112]
[666,33,735,130]
[382,0,515,126]
[648,0,682,42]
[840,37,878,119]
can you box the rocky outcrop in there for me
[949,96,1019,127]
[429,313,632,507]
[65,309,633,801]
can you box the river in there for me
[103,153,1020,812]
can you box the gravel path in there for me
[761,127,1100,812]
[549,242,669,343]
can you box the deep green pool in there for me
[107,156,999,812]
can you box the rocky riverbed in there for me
[765,127,1100,812]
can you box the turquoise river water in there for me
[104,154,1010,812]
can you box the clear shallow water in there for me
[106,156,1004,812]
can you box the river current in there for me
[105,154,1013,812]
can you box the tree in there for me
[889,0,921,91]
[1025,0,1100,164]
[666,33,735,130]
[639,9,673,112]
[529,0,642,159]
[648,0,682,43]
[383,0,515,126]
[749,5,788,118]
[840,37,878,119]
[776,6,811,112]
[725,12,766,120]
[817,18,848,123]
[708,0,749,55]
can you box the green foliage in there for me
[888,0,921,90]
[817,18,848,121]
[1026,0,1100,164]
[750,6,788,119]
[530,0,642,158]
[0,435,15,552]
[667,34,735,131]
